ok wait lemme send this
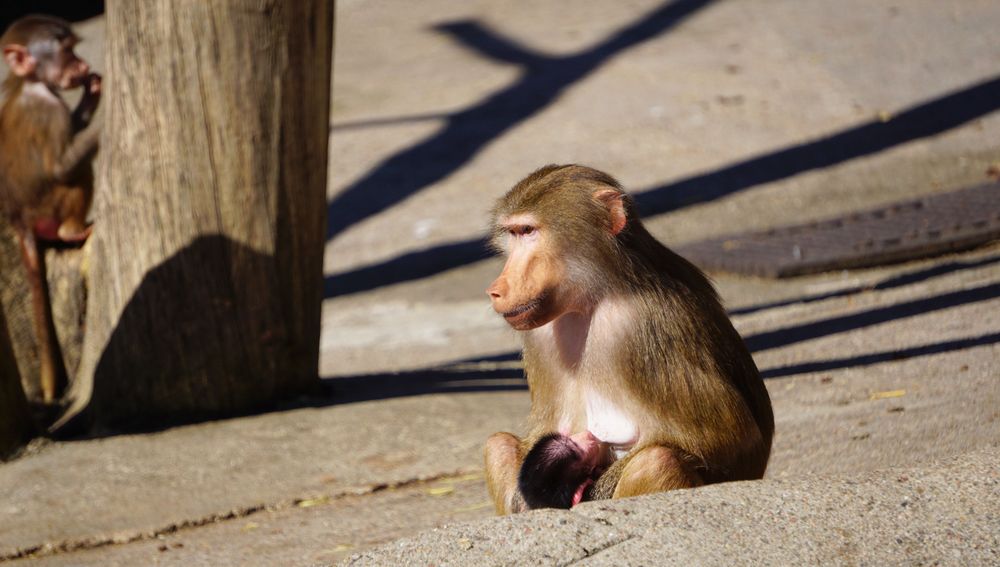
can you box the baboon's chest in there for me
[529,299,641,451]
[579,385,638,448]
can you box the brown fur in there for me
[485,165,773,513]
[0,16,100,402]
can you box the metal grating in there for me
[675,183,1000,278]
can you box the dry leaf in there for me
[297,496,329,508]
[870,389,905,400]
[428,486,455,496]
[448,473,483,482]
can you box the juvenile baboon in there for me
[0,15,101,402]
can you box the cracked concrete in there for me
[349,449,1000,566]
[3,471,487,565]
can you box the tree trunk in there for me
[56,0,334,432]
[0,224,39,401]
[0,308,33,458]
[0,224,87,405]
[45,247,88,385]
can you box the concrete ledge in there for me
[347,448,999,566]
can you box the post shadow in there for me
[55,235,321,437]
[326,0,715,240]
[325,75,1000,298]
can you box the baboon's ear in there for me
[593,189,627,235]
[3,45,36,77]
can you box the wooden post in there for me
[56,0,334,432]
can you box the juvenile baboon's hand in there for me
[84,73,102,99]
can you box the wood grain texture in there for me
[0,225,86,404]
[0,225,40,401]
[0,308,33,458]
[57,0,334,432]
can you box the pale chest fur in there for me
[524,297,641,453]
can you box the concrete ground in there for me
[349,448,999,566]
[2,0,999,565]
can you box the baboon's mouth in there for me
[503,299,540,320]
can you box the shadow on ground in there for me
[324,271,1000,404]
[325,75,1000,298]
[728,254,1000,316]
[54,235,318,438]
[323,352,525,404]
[51,253,999,440]
[326,0,715,242]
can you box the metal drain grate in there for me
[675,183,1000,278]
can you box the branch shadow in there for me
[323,7,1000,404]
[759,332,1000,379]
[325,75,1000,298]
[633,75,1000,216]
[728,253,1000,316]
[742,281,1000,352]
[326,0,715,240]
[322,280,1000,404]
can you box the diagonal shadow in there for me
[322,281,1000,403]
[326,0,715,240]
[633,75,1000,216]
[743,282,1000,352]
[322,365,526,405]
[325,75,1000,298]
[325,238,492,298]
[759,332,1000,379]
[728,253,1000,316]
